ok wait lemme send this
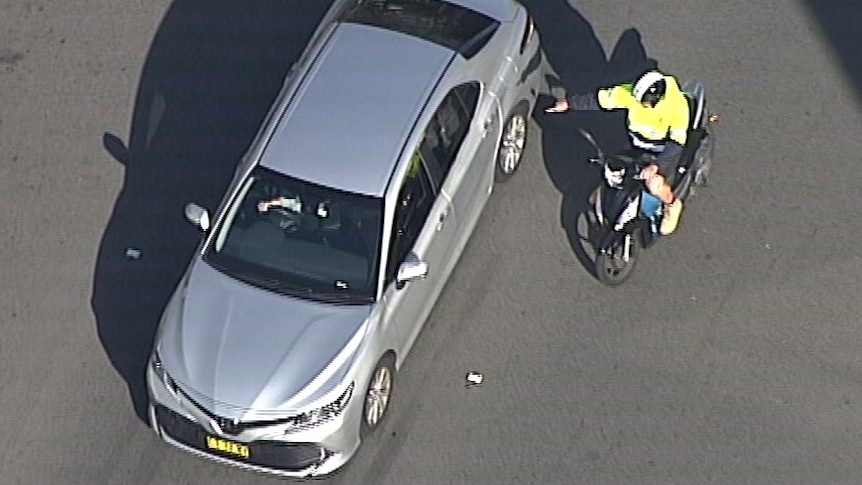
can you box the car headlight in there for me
[150,349,164,377]
[151,350,179,399]
[284,382,354,433]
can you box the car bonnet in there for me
[159,259,372,417]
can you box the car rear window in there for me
[340,0,499,57]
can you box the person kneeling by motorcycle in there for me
[547,70,688,235]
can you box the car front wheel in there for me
[360,354,395,436]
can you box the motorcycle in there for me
[579,79,720,286]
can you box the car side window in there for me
[421,82,481,183]
[386,152,435,282]
[453,82,480,119]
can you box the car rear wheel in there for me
[496,104,529,182]
[361,354,395,436]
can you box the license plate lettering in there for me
[206,436,250,459]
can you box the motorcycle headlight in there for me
[604,165,625,188]
[284,382,354,433]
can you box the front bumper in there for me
[146,363,361,477]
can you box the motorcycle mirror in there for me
[577,129,604,162]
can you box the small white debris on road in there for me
[465,372,484,386]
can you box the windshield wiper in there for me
[205,258,372,302]
[311,292,374,305]
[229,269,314,296]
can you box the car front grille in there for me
[155,405,327,471]
[173,382,306,435]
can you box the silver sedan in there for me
[147,0,543,477]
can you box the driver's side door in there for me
[380,153,458,359]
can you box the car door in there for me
[468,81,503,214]
[379,155,458,358]
[425,82,493,249]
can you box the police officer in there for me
[547,70,688,235]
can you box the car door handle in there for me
[481,119,492,138]
[436,209,448,231]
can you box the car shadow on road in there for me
[800,1,862,108]
[521,0,657,279]
[91,0,333,424]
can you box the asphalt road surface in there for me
[2,1,862,484]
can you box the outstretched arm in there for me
[258,196,302,213]
[545,84,634,113]
[545,91,601,112]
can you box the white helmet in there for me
[633,70,666,105]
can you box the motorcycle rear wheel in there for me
[595,231,640,286]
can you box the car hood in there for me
[160,259,371,418]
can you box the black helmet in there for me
[634,70,666,106]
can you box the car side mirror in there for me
[184,203,210,232]
[396,253,428,289]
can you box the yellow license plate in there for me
[206,436,250,459]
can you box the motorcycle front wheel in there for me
[595,230,640,286]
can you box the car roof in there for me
[258,22,454,197]
[447,0,517,21]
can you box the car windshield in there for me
[203,166,383,304]
[340,0,498,57]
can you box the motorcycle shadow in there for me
[526,0,656,280]
[569,208,601,279]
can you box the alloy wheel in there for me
[498,114,527,175]
[364,365,392,428]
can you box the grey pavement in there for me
[2,1,861,484]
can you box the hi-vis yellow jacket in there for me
[597,75,690,147]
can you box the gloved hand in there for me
[545,93,600,113]
[568,93,600,110]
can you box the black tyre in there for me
[595,231,640,286]
[360,354,395,437]
[495,104,529,182]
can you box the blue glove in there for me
[567,93,601,111]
